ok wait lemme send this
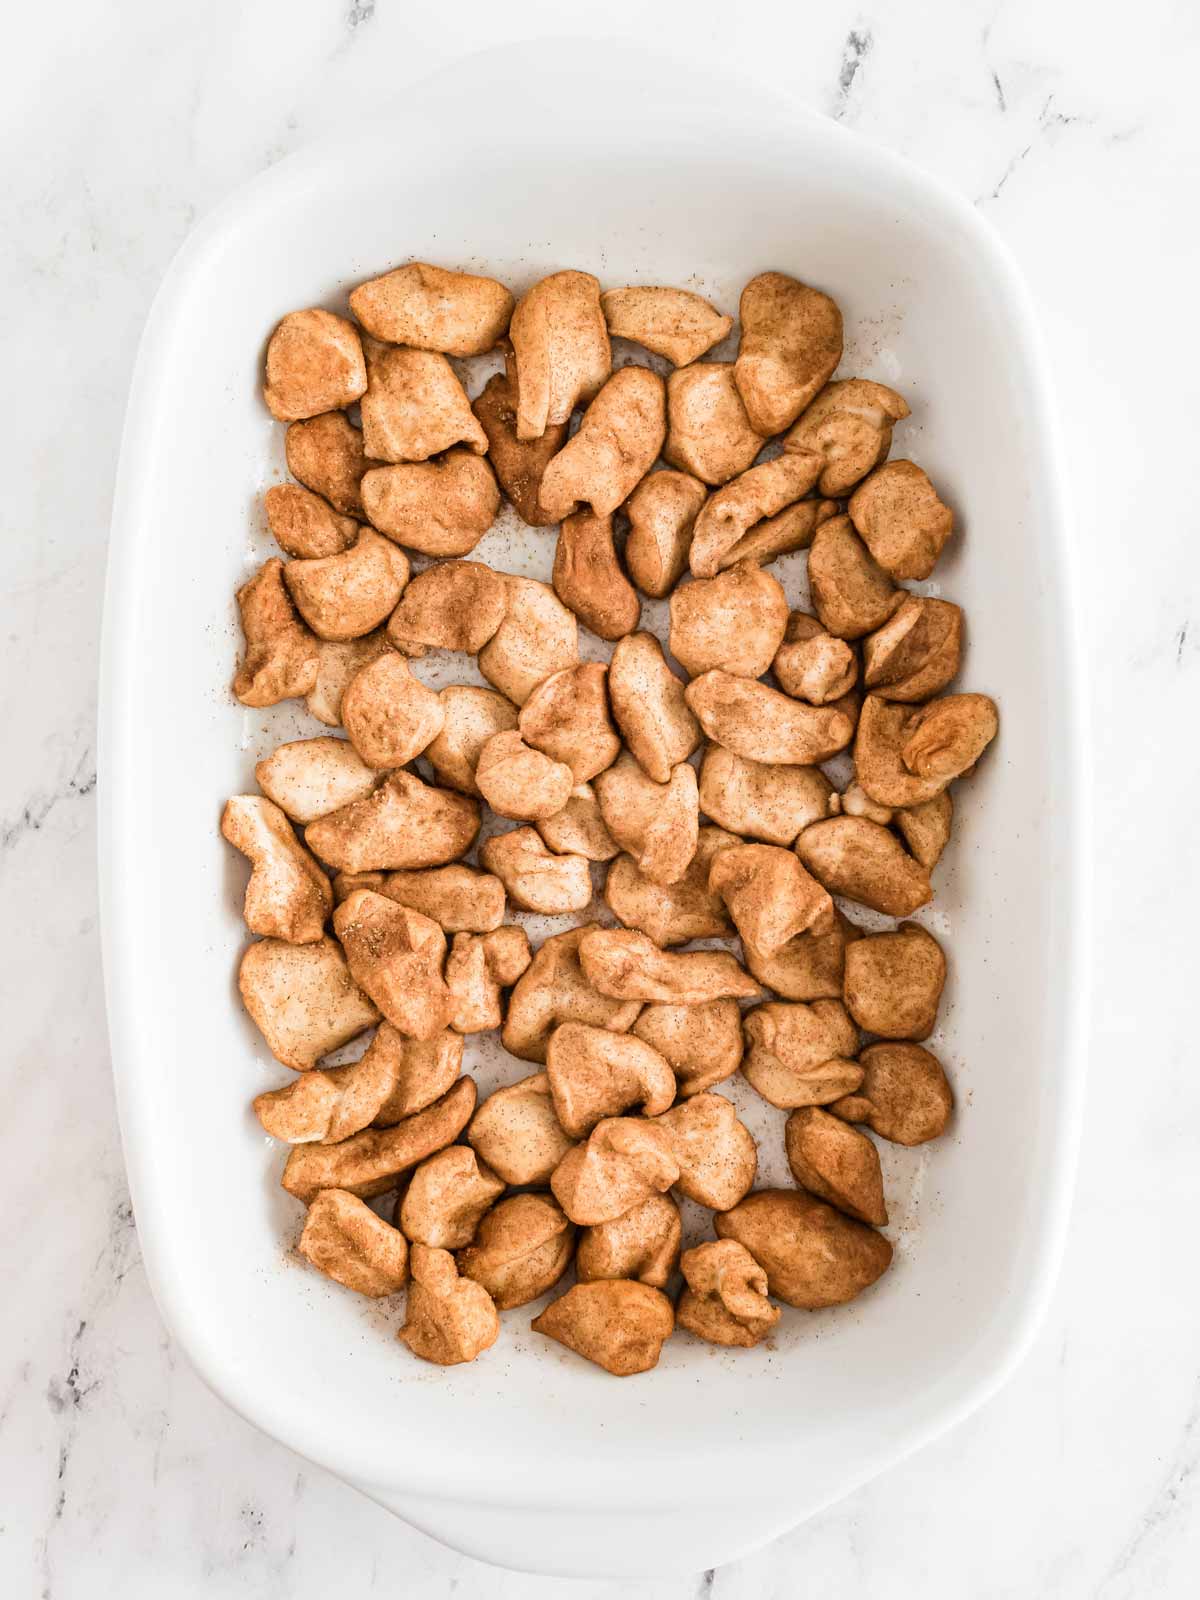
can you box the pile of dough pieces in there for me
[225,261,998,1377]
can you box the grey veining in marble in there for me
[2,0,1199,1594]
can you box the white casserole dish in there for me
[99,41,1087,1578]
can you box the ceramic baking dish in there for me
[99,41,1087,1578]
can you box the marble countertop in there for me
[3,0,1197,1594]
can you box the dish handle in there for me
[355,1478,805,1578]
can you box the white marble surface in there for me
[2,0,1198,1593]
